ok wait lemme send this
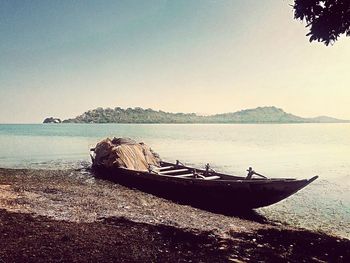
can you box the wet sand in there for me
[0,168,349,262]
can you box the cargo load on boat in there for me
[91,137,160,171]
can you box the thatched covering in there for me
[92,137,161,171]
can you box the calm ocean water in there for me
[0,123,349,238]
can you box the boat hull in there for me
[91,165,317,210]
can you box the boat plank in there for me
[159,169,189,175]
[204,175,221,180]
[172,173,194,178]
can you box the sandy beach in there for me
[0,167,349,262]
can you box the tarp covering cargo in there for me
[92,137,161,171]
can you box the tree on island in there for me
[293,0,350,45]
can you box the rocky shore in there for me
[0,168,349,262]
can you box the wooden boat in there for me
[90,156,318,211]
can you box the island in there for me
[47,106,348,124]
[43,117,62,124]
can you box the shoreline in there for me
[2,122,350,125]
[0,167,349,262]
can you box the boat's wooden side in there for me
[91,161,318,210]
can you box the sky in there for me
[0,0,349,123]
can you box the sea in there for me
[0,123,349,238]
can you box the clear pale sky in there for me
[0,0,349,123]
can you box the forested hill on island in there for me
[48,106,349,124]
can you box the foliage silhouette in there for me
[293,0,350,45]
